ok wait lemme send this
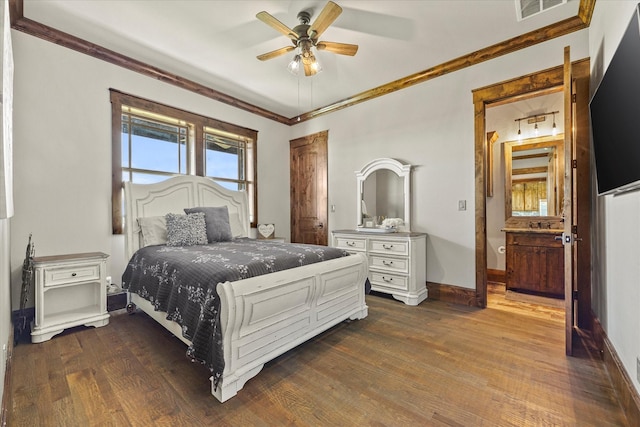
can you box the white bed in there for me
[123,175,368,402]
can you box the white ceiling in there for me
[22,0,580,118]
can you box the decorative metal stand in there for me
[15,234,34,344]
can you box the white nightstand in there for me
[31,252,110,343]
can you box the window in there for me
[204,128,256,222]
[515,0,566,21]
[110,90,258,234]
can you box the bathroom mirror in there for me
[356,158,412,231]
[504,135,564,221]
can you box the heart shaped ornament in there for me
[257,223,275,239]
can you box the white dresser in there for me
[31,252,110,343]
[332,230,427,305]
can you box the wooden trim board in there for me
[487,268,506,284]
[592,314,640,426]
[426,282,477,306]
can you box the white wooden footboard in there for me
[128,253,368,402]
[214,252,368,402]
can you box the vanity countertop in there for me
[501,227,564,234]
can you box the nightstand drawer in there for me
[43,264,101,287]
[334,236,367,251]
[369,254,409,274]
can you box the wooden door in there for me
[562,47,575,356]
[290,131,328,245]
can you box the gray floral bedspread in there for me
[121,238,350,388]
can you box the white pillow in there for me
[229,212,245,238]
[137,216,167,246]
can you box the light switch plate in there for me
[458,200,467,211]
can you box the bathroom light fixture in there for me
[515,110,560,139]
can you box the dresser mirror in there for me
[356,158,412,232]
[503,135,564,225]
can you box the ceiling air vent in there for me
[516,0,566,21]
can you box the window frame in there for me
[110,89,258,234]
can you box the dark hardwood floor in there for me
[8,291,628,426]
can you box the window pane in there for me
[205,135,244,180]
[125,115,186,173]
[131,172,173,184]
[213,180,241,191]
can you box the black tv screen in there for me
[590,4,640,195]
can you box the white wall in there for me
[589,0,640,397]
[0,0,12,402]
[290,32,588,288]
[10,32,292,308]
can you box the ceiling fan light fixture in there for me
[302,51,322,75]
[287,54,302,75]
[256,2,354,77]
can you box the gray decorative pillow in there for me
[165,212,208,246]
[184,206,233,242]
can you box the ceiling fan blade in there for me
[316,41,358,56]
[257,46,295,61]
[256,11,298,41]
[308,1,342,40]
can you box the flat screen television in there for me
[590,4,640,196]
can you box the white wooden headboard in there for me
[124,175,250,259]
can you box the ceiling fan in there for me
[256,1,358,76]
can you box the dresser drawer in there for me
[43,263,101,287]
[369,239,409,256]
[370,271,409,291]
[334,236,367,251]
[369,254,409,274]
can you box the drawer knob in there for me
[71,273,77,277]
[382,244,394,250]
[346,241,355,247]
[382,276,393,282]
[382,260,394,266]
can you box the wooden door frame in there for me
[472,58,590,312]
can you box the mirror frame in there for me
[503,134,565,228]
[356,158,412,231]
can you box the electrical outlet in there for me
[106,276,112,286]
[458,200,467,211]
